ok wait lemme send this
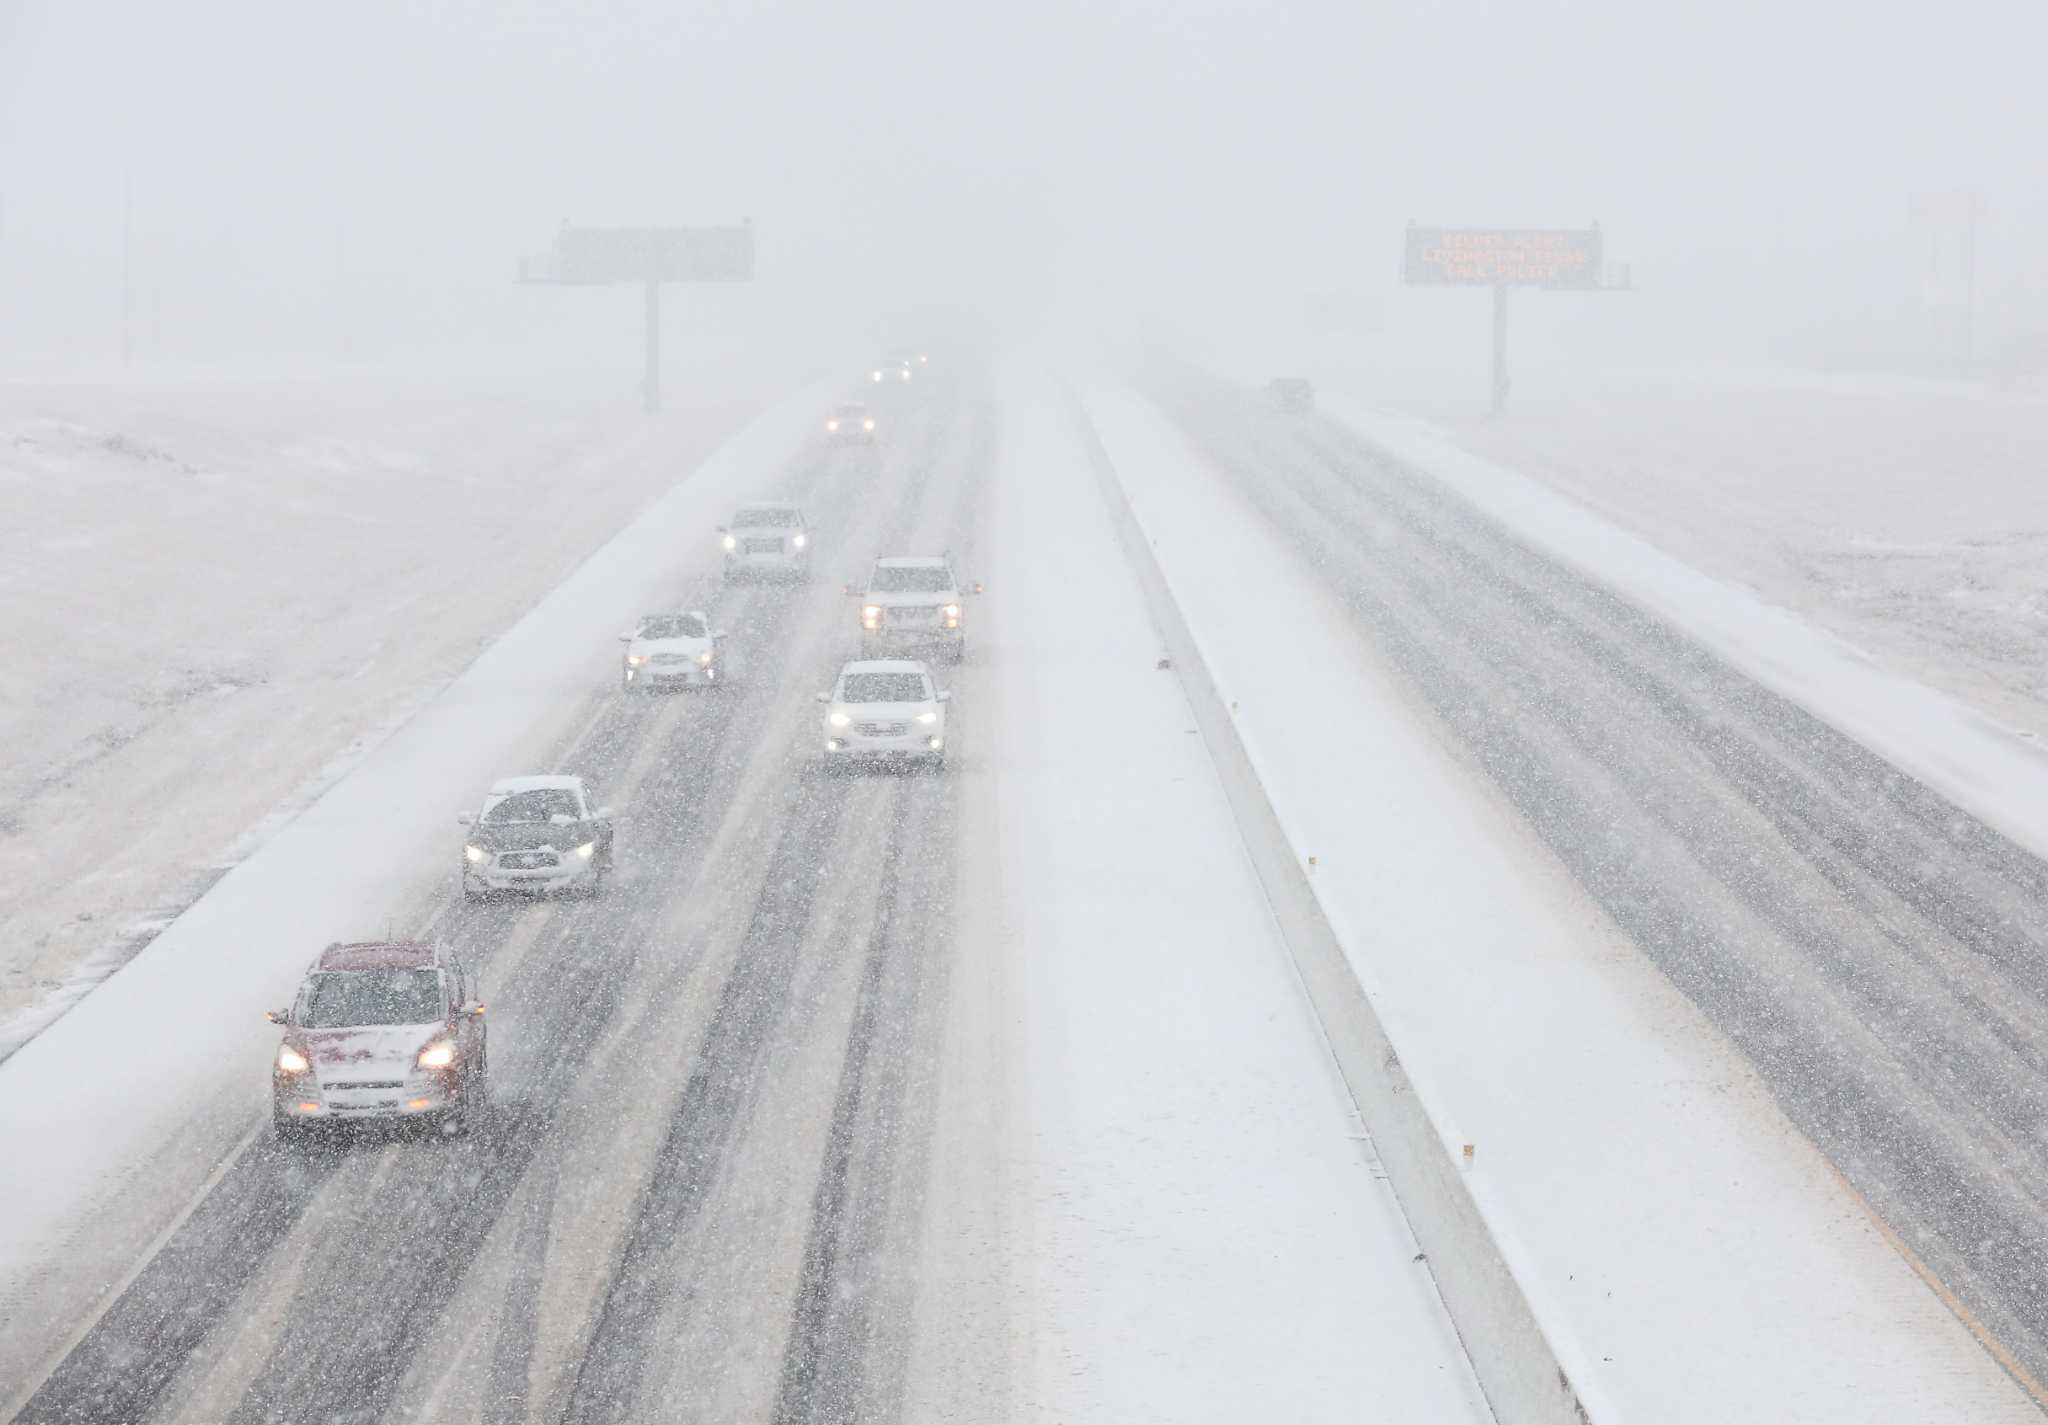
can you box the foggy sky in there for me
[2,0,2042,382]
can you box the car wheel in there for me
[462,879,484,905]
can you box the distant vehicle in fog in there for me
[1266,377,1314,415]
[817,658,950,770]
[869,358,913,385]
[266,939,488,1139]
[825,403,878,444]
[852,554,978,661]
[458,775,616,901]
[619,611,726,688]
[722,506,811,580]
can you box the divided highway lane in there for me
[1165,380,2048,1397]
[14,375,990,1425]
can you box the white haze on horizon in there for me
[1,0,2042,394]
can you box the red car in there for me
[266,940,488,1139]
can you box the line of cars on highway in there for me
[263,365,975,1141]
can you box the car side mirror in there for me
[456,812,475,826]
[714,525,727,533]
[937,690,952,703]
[460,1001,486,1019]
[618,632,635,643]
[713,629,728,641]
[971,581,985,595]
[814,691,832,703]
[265,1008,289,1025]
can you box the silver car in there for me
[267,939,487,1139]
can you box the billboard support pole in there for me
[1491,284,1509,416]
[643,275,661,413]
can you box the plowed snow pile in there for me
[1392,370,2048,737]
[0,372,771,1049]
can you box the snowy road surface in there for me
[4,368,1487,1424]
[1128,371,2048,1412]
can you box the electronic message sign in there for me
[1404,227,1601,290]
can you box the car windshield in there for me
[638,614,708,640]
[869,565,952,593]
[833,406,869,420]
[732,508,798,529]
[298,969,443,1028]
[483,788,581,823]
[841,673,929,703]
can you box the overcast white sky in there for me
[2,0,2042,382]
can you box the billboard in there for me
[1404,227,1601,290]
[522,225,754,284]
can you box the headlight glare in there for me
[722,534,737,550]
[417,1041,455,1069]
[464,844,486,863]
[828,711,851,728]
[917,710,938,725]
[574,841,598,859]
[792,533,807,549]
[277,1046,310,1074]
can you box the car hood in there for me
[468,820,596,852]
[300,1023,442,1071]
[629,636,711,658]
[834,701,937,721]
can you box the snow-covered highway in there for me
[1,367,1492,1424]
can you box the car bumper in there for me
[275,1075,461,1123]
[625,662,718,687]
[861,625,962,648]
[825,733,945,760]
[464,861,598,892]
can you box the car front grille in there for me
[328,1080,404,1091]
[743,538,783,553]
[857,722,911,737]
[498,851,559,870]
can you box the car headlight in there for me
[697,650,714,665]
[464,844,486,863]
[943,604,961,619]
[277,1045,310,1074]
[916,710,938,725]
[828,711,851,728]
[574,841,597,859]
[723,534,737,551]
[862,604,882,622]
[792,532,807,549]
[871,370,883,381]
[863,418,875,431]
[626,653,646,666]
[417,1040,456,1069]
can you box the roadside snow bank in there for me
[0,384,825,1390]
[1072,374,2039,1424]
[1320,394,2048,872]
[0,374,784,1046]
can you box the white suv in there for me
[721,506,811,581]
[853,555,977,661]
[817,660,950,770]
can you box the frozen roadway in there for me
[7,358,2048,1423]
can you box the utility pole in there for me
[1961,198,1978,368]
[1491,284,1509,417]
[643,275,662,412]
[121,165,133,367]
